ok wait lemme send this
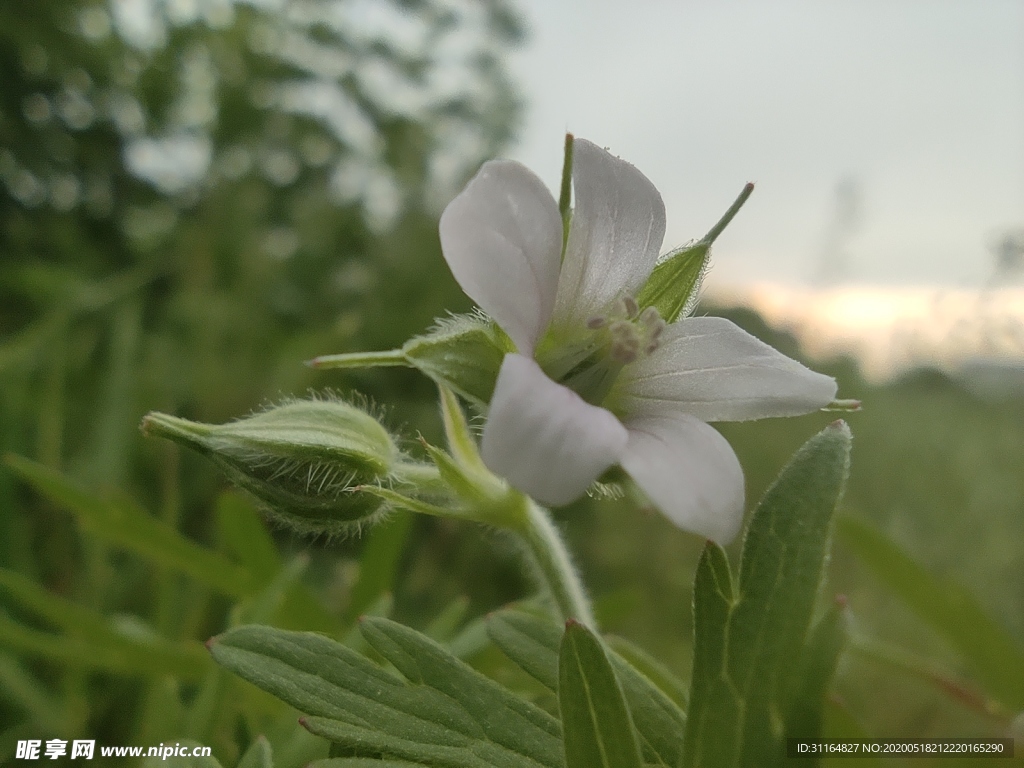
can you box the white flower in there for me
[438,139,837,543]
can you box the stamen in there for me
[639,306,660,325]
[623,296,639,318]
[587,316,607,329]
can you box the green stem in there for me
[307,349,409,369]
[514,498,595,629]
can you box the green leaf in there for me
[0,566,209,677]
[682,543,739,767]
[0,614,208,678]
[487,609,560,691]
[402,313,514,408]
[140,740,224,767]
[5,454,253,597]
[784,604,848,738]
[344,512,412,623]
[236,736,274,768]
[0,652,69,731]
[210,619,562,768]
[487,609,685,767]
[313,761,424,768]
[216,492,282,580]
[683,421,852,768]
[605,635,688,709]
[215,492,341,634]
[837,515,1024,708]
[558,620,643,768]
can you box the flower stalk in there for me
[513,496,595,628]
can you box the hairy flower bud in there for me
[141,399,398,534]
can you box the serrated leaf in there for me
[837,515,1024,708]
[402,313,513,408]
[488,610,685,767]
[558,620,642,768]
[5,455,252,597]
[210,620,562,768]
[683,422,852,768]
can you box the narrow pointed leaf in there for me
[5,455,252,596]
[558,620,643,768]
[343,512,412,623]
[683,422,852,768]
[838,515,1024,708]
[682,543,738,767]
[0,652,69,731]
[605,635,688,709]
[210,622,562,768]
[0,567,209,676]
[488,609,686,767]
[0,615,208,678]
[236,736,273,768]
[785,604,848,737]
[216,492,281,580]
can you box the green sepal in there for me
[636,242,710,323]
[401,312,514,409]
[637,183,754,323]
[558,620,643,768]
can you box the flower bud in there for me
[141,399,398,534]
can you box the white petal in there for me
[621,412,744,544]
[481,354,628,506]
[439,160,563,356]
[553,139,666,329]
[620,316,838,422]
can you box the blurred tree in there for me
[0,0,524,572]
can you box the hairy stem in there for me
[514,497,595,629]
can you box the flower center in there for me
[553,297,666,407]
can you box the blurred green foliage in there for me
[1,1,1023,764]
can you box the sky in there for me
[506,1,1024,289]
